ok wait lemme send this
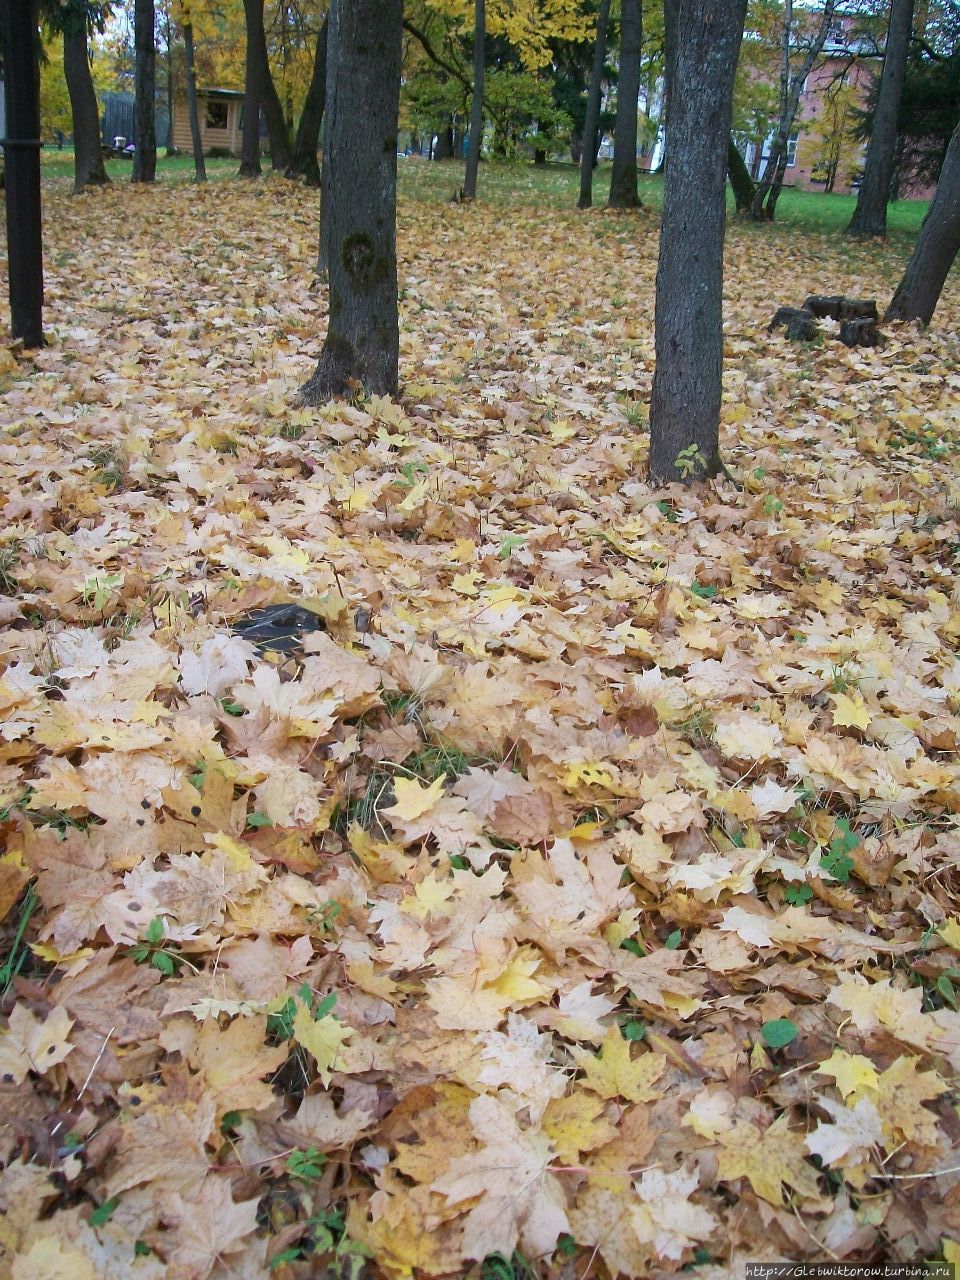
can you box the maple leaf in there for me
[382,774,446,822]
[715,1115,822,1206]
[630,1164,717,1261]
[805,1095,883,1166]
[570,1027,666,1103]
[292,1000,356,1088]
[815,1048,880,1100]
[828,690,874,730]
[0,1005,74,1086]
[431,1093,569,1261]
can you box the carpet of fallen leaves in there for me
[1,170,960,1280]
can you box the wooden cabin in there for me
[170,87,243,156]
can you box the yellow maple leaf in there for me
[489,948,550,1003]
[938,917,960,951]
[0,1005,74,1086]
[382,774,446,822]
[570,1027,666,1103]
[828,690,873,730]
[292,1003,355,1088]
[875,1056,947,1146]
[542,1092,617,1164]
[716,1115,821,1206]
[816,1048,879,1101]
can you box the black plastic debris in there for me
[229,604,327,655]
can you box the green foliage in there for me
[127,917,183,977]
[761,1018,799,1048]
[820,819,858,883]
[286,1146,328,1182]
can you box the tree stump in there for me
[768,306,818,341]
[803,294,878,322]
[839,317,881,347]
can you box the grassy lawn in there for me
[39,148,930,244]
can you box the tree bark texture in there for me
[847,0,914,237]
[300,0,402,402]
[609,0,642,208]
[239,0,263,176]
[183,20,206,182]
[463,0,484,198]
[751,0,836,220]
[649,0,747,484]
[578,0,611,209]
[0,0,44,346]
[286,14,328,186]
[132,0,157,182]
[64,21,109,191]
[727,136,755,211]
[885,121,960,325]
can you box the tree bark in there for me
[0,0,44,347]
[183,20,206,182]
[885,121,960,325]
[132,0,156,181]
[751,0,836,220]
[609,0,642,208]
[578,0,611,209]
[260,50,293,170]
[300,0,402,402]
[434,122,454,161]
[649,0,747,484]
[63,21,109,192]
[239,0,263,176]
[463,0,484,198]
[286,14,328,186]
[847,0,914,237]
[241,0,291,171]
[728,135,755,211]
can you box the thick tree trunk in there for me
[183,21,206,182]
[847,0,913,237]
[463,0,484,198]
[751,0,836,220]
[728,136,755,211]
[885,121,960,325]
[0,0,44,347]
[63,22,109,191]
[300,0,402,403]
[434,123,453,161]
[260,56,293,170]
[649,0,747,484]
[132,0,156,182]
[239,0,263,177]
[286,15,328,186]
[578,0,611,209]
[609,0,642,208]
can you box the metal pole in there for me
[0,0,44,348]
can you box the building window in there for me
[786,132,799,167]
[205,100,229,130]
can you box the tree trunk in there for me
[286,14,328,186]
[578,0,611,209]
[63,21,109,191]
[434,122,453,161]
[300,0,402,403]
[649,0,747,484]
[239,0,263,177]
[847,0,913,237]
[260,54,293,170]
[885,121,960,325]
[463,0,484,198]
[183,20,206,182]
[132,0,157,182]
[751,0,836,220]
[609,0,642,207]
[728,136,755,211]
[0,0,44,347]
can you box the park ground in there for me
[0,158,959,1277]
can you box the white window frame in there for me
[786,132,799,168]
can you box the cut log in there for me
[803,294,878,321]
[839,317,881,347]
[768,306,818,341]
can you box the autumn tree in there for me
[608,0,642,208]
[578,0,611,208]
[300,0,402,403]
[463,0,484,198]
[847,0,915,235]
[179,2,206,181]
[285,12,327,186]
[42,0,113,191]
[238,0,292,175]
[131,0,156,181]
[649,0,748,483]
[885,117,960,323]
[750,0,837,220]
